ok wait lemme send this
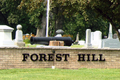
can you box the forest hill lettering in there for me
[78,54,105,61]
[22,53,105,62]
[22,53,70,61]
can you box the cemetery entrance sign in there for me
[0,47,119,69]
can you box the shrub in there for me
[24,38,30,44]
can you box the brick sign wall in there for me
[0,47,120,69]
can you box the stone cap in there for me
[0,25,14,32]
[56,29,64,34]
[17,24,22,30]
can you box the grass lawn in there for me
[71,45,84,48]
[25,44,84,48]
[0,68,120,80]
[25,44,37,47]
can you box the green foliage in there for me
[81,0,120,30]
[7,13,19,24]
[0,0,37,37]
[0,0,21,24]
[23,38,30,44]
[18,0,46,28]
[28,3,45,28]
[0,0,114,40]
[50,0,108,40]
[62,11,108,40]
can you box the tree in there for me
[0,0,21,25]
[0,0,22,38]
[18,0,85,37]
[50,0,108,40]
[62,10,108,40]
[0,0,37,37]
[78,0,120,40]
[0,0,110,39]
[18,0,46,37]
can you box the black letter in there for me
[78,54,85,61]
[56,54,62,61]
[87,54,90,61]
[48,54,54,61]
[30,54,38,61]
[39,54,47,61]
[22,53,29,61]
[63,54,69,61]
[92,54,98,61]
[99,54,105,61]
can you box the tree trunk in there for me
[36,16,46,37]
[55,15,64,30]
[111,22,120,40]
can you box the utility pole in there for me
[46,0,50,37]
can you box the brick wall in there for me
[0,47,120,69]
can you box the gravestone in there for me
[102,39,120,48]
[78,40,85,45]
[15,24,25,47]
[55,29,64,37]
[75,32,79,43]
[113,33,117,39]
[102,23,120,48]
[108,23,112,39]
[85,29,92,48]
[91,31,102,48]
[91,32,94,43]
[0,25,17,47]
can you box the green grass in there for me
[25,44,84,48]
[0,68,120,80]
[71,45,84,48]
[25,44,37,47]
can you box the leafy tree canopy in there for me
[0,0,36,38]
[0,0,111,39]
[78,0,120,39]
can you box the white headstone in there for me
[15,24,23,42]
[108,23,113,39]
[91,31,102,48]
[15,24,25,47]
[85,29,92,48]
[91,32,94,44]
[78,40,85,45]
[0,25,17,47]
